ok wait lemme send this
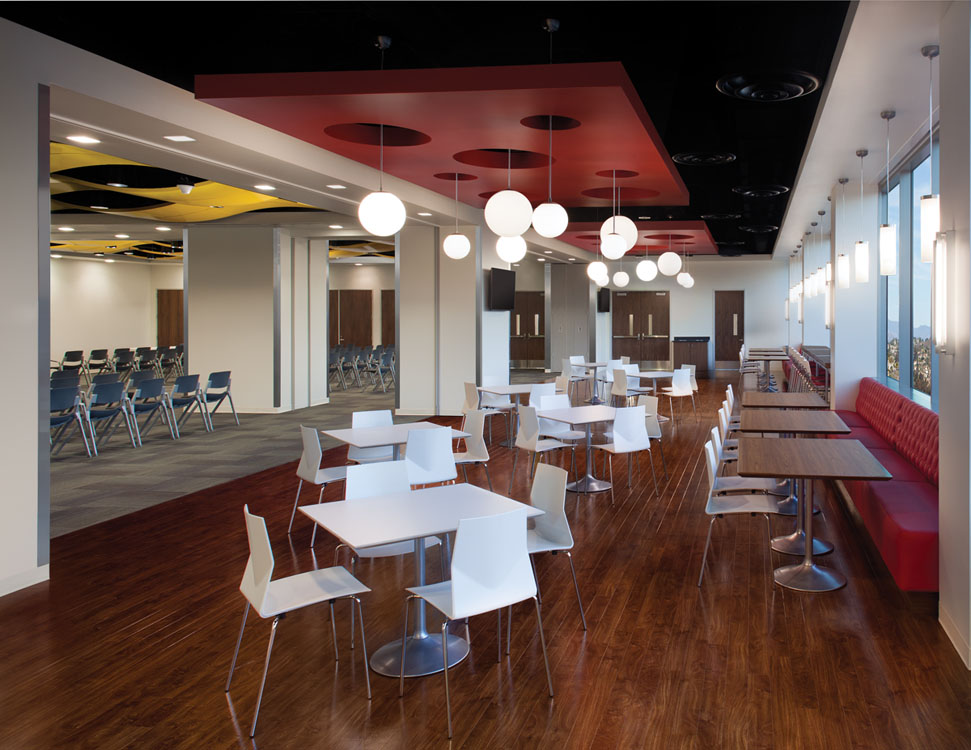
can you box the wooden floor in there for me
[2,377,968,749]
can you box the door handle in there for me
[515,314,521,336]
[733,314,738,336]
[534,313,540,336]
[648,313,653,336]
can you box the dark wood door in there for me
[381,289,395,347]
[526,292,545,362]
[156,290,183,347]
[611,291,642,361]
[511,292,529,361]
[715,290,745,361]
[330,290,372,348]
[643,291,670,361]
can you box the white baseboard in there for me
[0,564,49,598]
[939,605,971,669]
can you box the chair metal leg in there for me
[287,480,304,534]
[310,523,318,548]
[607,454,615,506]
[461,464,469,483]
[509,449,519,493]
[441,619,453,738]
[506,604,512,655]
[249,614,281,737]
[533,597,555,698]
[398,595,413,697]
[225,602,250,691]
[329,601,339,661]
[565,552,587,630]
[353,597,371,699]
[648,449,659,498]
[497,609,502,662]
[697,517,717,587]
[483,462,493,492]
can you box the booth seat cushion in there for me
[838,426,894,452]
[836,409,870,429]
[855,377,904,443]
[867,448,929,483]
[866,481,939,591]
[892,398,940,486]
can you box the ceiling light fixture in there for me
[164,135,196,142]
[51,254,62,259]
[106,182,128,188]
[329,224,344,229]
[66,135,100,144]
[57,226,75,232]
[443,173,472,260]
[114,234,129,239]
[837,178,851,289]
[177,178,195,195]
[920,45,940,263]
[155,226,171,231]
[485,149,533,237]
[600,176,635,258]
[855,149,870,283]
[496,235,527,264]
[531,111,569,238]
[417,212,433,217]
[90,205,109,210]
[636,257,658,281]
[879,111,897,276]
[254,184,276,191]
[657,234,682,276]
[354,262,363,266]
[104,258,115,263]
[326,184,347,190]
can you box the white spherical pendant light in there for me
[496,235,527,263]
[595,274,609,288]
[532,202,569,238]
[657,251,682,276]
[636,259,658,281]
[682,273,695,288]
[587,260,608,280]
[612,270,630,288]
[677,271,691,287]
[600,215,638,252]
[484,190,533,237]
[443,233,471,260]
[358,191,406,237]
[601,233,626,260]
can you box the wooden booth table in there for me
[301,484,542,677]
[741,391,829,409]
[737,437,890,592]
[536,404,616,494]
[323,422,469,460]
[744,353,791,392]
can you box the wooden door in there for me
[510,292,530,362]
[381,289,395,347]
[611,291,641,361]
[525,292,545,362]
[642,291,671,362]
[330,290,373,348]
[156,290,183,347]
[715,290,745,363]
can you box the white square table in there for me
[300,483,542,677]
[477,383,565,446]
[537,404,616,493]
[628,370,675,395]
[322,421,469,460]
[577,362,607,404]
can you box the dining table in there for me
[476,383,564,447]
[744,353,792,392]
[627,370,675,395]
[577,362,607,404]
[300,483,543,677]
[736,436,890,592]
[741,391,829,409]
[537,404,616,493]
[322,421,469,460]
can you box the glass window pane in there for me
[912,156,932,394]
[887,184,900,382]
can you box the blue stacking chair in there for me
[84,381,136,455]
[202,371,239,428]
[50,386,91,457]
[126,378,175,445]
[165,374,210,435]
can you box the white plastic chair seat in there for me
[404,579,456,618]
[540,428,585,442]
[535,438,569,453]
[526,528,567,555]
[706,492,782,517]
[724,438,739,449]
[593,441,649,456]
[259,565,370,618]
[350,454,393,465]
[713,476,789,496]
[313,465,348,485]
[353,536,440,559]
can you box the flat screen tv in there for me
[597,288,611,313]
[489,268,516,310]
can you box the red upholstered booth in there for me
[832,378,939,591]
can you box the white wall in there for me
[514,257,546,291]
[329,263,394,345]
[549,263,595,372]
[397,226,437,415]
[438,226,477,415]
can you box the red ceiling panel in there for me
[561,221,718,256]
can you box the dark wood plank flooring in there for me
[1,377,968,749]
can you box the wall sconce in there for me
[933,230,949,353]
[824,282,832,330]
[785,297,789,321]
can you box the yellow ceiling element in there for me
[329,241,394,259]
[50,142,319,222]
[50,239,182,257]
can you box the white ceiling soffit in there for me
[776,0,948,259]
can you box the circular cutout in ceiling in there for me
[477,190,540,202]
[739,224,779,233]
[733,184,789,198]
[594,169,639,178]
[324,123,432,146]
[672,152,737,166]
[54,190,171,211]
[716,71,820,101]
[581,186,659,201]
[455,149,550,169]
[644,232,693,241]
[433,172,478,181]
[54,164,204,189]
[575,233,602,241]
[519,115,581,131]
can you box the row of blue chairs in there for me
[53,346,185,385]
[49,370,238,458]
[329,346,396,392]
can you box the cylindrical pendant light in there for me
[879,111,897,276]
[837,253,850,289]
[920,45,941,263]
[855,149,870,283]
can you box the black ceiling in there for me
[3,1,850,256]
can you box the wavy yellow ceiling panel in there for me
[50,239,182,256]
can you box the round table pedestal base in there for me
[771,531,834,556]
[567,474,611,494]
[370,633,470,677]
[774,497,821,516]
[774,562,846,592]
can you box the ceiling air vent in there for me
[716,71,820,101]
[732,184,789,198]
[672,152,736,166]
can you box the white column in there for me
[397,226,439,415]
[479,227,511,385]
[438,226,477,415]
[290,236,310,410]
[938,0,971,669]
[309,239,329,406]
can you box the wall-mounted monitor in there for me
[488,268,516,310]
[597,288,611,313]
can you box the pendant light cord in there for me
[379,124,384,191]
[454,173,459,233]
[928,54,934,190]
[612,170,617,233]
[885,116,892,198]
[507,149,511,190]
[547,118,553,202]
[859,153,865,239]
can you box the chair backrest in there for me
[115,351,135,366]
[296,425,323,482]
[113,347,131,356]
[717,407,730,442]
[91,373,121,387]
[637,394,659,415]
[604,359,623,383]
[240,505,274,613]
[620,355,631,365]
[529,382,555,406]
[569,355,586,377]
[207,371,232,391]
[553,373,570,394]
[611,369,628,397]
[129,370,155,388]
[684,364,698,390]
[450,509,535,619]
[135,346,152,355]
[463,382,480,413]
[636,395,662,439]
[459,411,490,462]
[530,464,572,548]
[88,349,108,362]
[623,363,640,376]
[50,371,80,387]
[515,404,541,450]
[670,368,691,394]
[349,409,394,462]
[90,381,124,406]
[61,350,84,365]
[172,374,200,397]
[133,378,165,400]
[538,393,571,436]
[703,441,718,492]
[612,405,650,452]
[50,386,79,413]
[345,460,411,500]
[710,426,723,459]
[480,375,511,406]
[405,426,457,485]
[726,383,735,410]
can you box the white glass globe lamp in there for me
[587,260,608,280]
[682,273,695,288]
[443,233,471,260]
[600,233,626,260]
[657,251,682,276]
[635,259,658,281]
[358,191,406,237]
[496,235,527,263]
[677,271,690,287]
[484,190,533,237]
[612,270,630,288]
[531,202,569,238]
[600,215,638,251]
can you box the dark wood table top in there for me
[741,391,829,409]
[736,437,892,480]
[739,409,849,434]
[746,354,792,361]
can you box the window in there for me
[886,184,900,383]
[911,156,932,395]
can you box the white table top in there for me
[578,362,607,369]
[477,384,534,396]
[300,483,542,549]
[322,421,468,449]
[537,404,616,426]
[629,370,675,379]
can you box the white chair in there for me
[704,426,788,496]
[620,355,631,365]
[636,395,668,478]
[697,442,782,586]
[398,508,553,738]
[684,363,699,392]
[537,393,583,481]
[226,506,371,737]
[719,403,739,445]
[463,381,508,445]
[480,374,516,443]
[404,426,457,487]
[725,385,741,428]
[662,368,697,421]
[593,404,658,502]
[710,426,738,466]
[553,373,570,398]
[509,405,571,493]
[598,358,623,401]
[527,464,587,630]
[347,409,393,464]
[568,354,590,401]
[453,410,493,490]
[610,368,649,407]
[528,381,555,408]
[288,425,347,535]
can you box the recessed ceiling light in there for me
[544,250,552,254]
[51,254,62,259]
[90,205,109,210]
[638,216,652,220]
[354,263,363,266]
[57,226,75,232]
[107,182,128,188]
[164,135,196,142]
[568,257,575,262]
[106,245,117,249]
[417,212,433,217]
[537,257,546,262]
[114,234,130,239]
[328,224,344,229]
[104,259,116,263]
[155,226,171,231]
[94,252,104,257]
[67,135,100,144]
[254,184,276,191]
[326,184,346,190]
